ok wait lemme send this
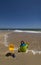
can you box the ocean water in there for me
[13,30,41,33]
[6,29,41,33]
[0,29,41,32]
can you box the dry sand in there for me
[0,31,41,65]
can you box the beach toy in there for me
[9,44,14,53]
[5,52,16,58]
[26,42,30,48]
[20,43,28,52]
[5,43,16,58]
[5,53,11,57]
[26,42,29,45]
[18,41,28,52]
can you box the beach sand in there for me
[0,31,41,65]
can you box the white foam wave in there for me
[14,48,18,50]
[14,30,41,33]
[14,30,23,32]
[26,50,41,55]
[3,34,8,46]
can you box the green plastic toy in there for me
[18,41,29,52]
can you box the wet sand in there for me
[0,31,41,65]
[0,52,41,65]
[7,32,41,51]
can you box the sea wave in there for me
[14,30,41,33]
[26,50,41,55]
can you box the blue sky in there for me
[0,0,41,28]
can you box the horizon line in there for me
[0,28,41,30]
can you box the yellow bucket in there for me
[9,44,14,52]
